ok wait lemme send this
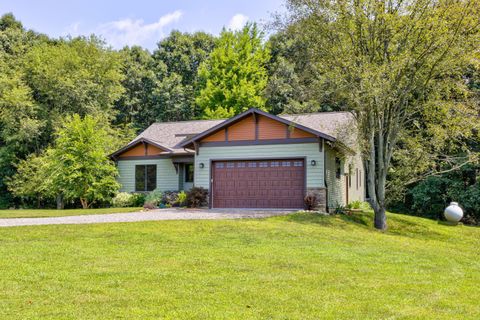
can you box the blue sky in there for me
[0,0,285,51]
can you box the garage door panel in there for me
[212,159,305,208]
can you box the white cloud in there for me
[63,22,81,37]
[228,13,249,31]
[96,10,183,48]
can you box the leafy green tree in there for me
[265,32,324,115]
[6,152,56,207]
[0,13,48,207]
[282,0,480,229]
[153,30,215,88]
[23,36,124,121]
[8,115,120,209]
[0,56,42,207]
[196,23,270,119]
[149,31,215,122]
[115,46,158,129]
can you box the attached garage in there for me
[211,159,305,209]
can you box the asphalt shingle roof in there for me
[130,111,356,154]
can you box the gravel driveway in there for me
[0,208,295,228]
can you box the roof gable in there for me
[178,108,336,148]
[110,137,171,159]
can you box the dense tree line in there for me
[0,6,479,228]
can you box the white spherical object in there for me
[444,202,463,222]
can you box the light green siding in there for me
[325,145,344,208]
[325,145,365,209]
[117,158,179,192]
[346,152,365,203]
[194,143,324,189]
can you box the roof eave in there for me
[178,108,336,148]
[109,137,173,160]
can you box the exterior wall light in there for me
[199,163,205,169]
[310,160,317,166]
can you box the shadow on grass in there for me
[284,211,373,231]
[285,211,454,241]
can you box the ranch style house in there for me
[110,108,365,211]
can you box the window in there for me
[226,162,235,168]
[185,164,194,183]
[348,164,353,187]
[135,165,157,191]
[237,162,246,168]
[293,161,303,167]
[270,161,280,167]
[215,162,224,169]
[335,158,341,179]
[248,162,257,168]
[359,170,362,187]
[282,161,291,167]
[259,162,268,168]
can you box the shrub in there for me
[130,193,146,207]
[186,187,208,208]
[161,191,180,207]
[347,200,362,210]
[304,193,317,210]
[112,192,134,207]
[176,191,187,206]
[333,203,347,215]
[144,189,163,207]
[400,164,480,224]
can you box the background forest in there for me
[0,9,478,221]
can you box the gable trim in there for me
[110,137,173,159]
[178,108,336,148]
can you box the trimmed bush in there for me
[176,191,187,206]
[130,193,146,207]
[112,192,134,207]
[186,187,208,208]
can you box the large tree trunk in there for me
[80,198,88,209]
[364,110,390,231]
[374,206,387,230]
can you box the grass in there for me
[0,207,142,219]
[0,211,479,319]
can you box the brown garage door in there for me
[211,159,305,208]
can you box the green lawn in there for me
[0,212,479,319]
[0,207,142,219]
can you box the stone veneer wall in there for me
[306,187,327,212]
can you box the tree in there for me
[0,13,48,207]
[196,23,270,118]
[149,31,216,122]
[8,115,120,209]
[265,32,325,114]
[115,46,158,129]
[282,0,480,229]
[23,36,124,121]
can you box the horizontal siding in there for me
[195,143,324,190]
[325,145,343,208]
[117,159,179,192]
[347,152,365,203]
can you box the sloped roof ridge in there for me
[281,111,353,116]
[149,118,226,125]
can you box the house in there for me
[110,108,365,211]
